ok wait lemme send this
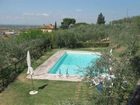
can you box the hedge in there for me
[77,41,110,48]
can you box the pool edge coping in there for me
[27,50,101,81]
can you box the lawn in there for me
[0,48,99,105]
[0,73,93,105]
[0,77,78,105]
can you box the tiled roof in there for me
[41,24,54,29]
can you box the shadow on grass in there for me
[38,83,48,91]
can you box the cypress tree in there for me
[54,21,57,30]
[97,13,105,24]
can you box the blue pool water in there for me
[48,52,100,76]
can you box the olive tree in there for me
[84,35,139,105]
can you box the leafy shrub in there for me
[0,29,52,92]
[80,41,109,48]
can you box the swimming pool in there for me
[48,51,101,76]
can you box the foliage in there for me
[0,15,140,94]
[61,18,76,29]
[111,16,140,27]
[0,29,53,92]
[73,22,89,27]
[97,13,105,24]
[54,21,57,30]
[84,35,139,105]
[77,41,109,48]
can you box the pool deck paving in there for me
[27,50,100,82]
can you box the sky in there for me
[0,0,140,25]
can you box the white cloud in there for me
[41,13,49,16]
[75,9,83,12]
[23,13,49,17]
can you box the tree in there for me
[84,53,137,105]
[97,13,105,24]
[54,21,57,30]
[84,34,139,105]
[61,18,76,29]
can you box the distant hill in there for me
[111,16,140,26]
[0,24,40,30]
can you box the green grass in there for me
[1,48,100,105]
[0,78,78,105]
[0,77,95,105]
